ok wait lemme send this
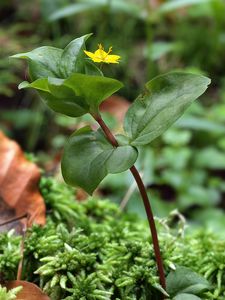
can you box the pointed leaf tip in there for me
[18,81,30,90]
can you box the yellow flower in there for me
[84,44,120,64]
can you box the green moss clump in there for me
[0,230,21,280]
[0,177,224,299]
[0,285,22,300]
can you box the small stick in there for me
[0,214,27,227]
[120,171,144,211]
[17,216,28,281]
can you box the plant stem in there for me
[129,165,166,290]
[93,114,166,292]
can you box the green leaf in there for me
[63,73,123,113]
[84,60,103,76]
[176,116,225,134]
[124,72,210,146]
[147,41,181,61]
[166,266,211,297]
[173,294,201,300]
[49,3,102,21]
[19,78,88,117]
[11,34,96,80]
[48,0,143,21]
[194,147,225,169]
[11,47,63,80]
[59,33,92,78]
[157,0,210,14]
[19,74,122,117]
[61,127,138,194]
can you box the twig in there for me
[120,171,144,211]
[0,214,27,227]
[17,216,28,280]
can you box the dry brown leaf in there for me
[0,131,46,227]
[100,95,130,124]
[5,280,50,300]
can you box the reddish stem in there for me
[94,114,166,292]
[129,165,166,290]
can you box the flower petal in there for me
[105,55,121,64]
[84,50,95,59]
[84,50,102,62]
[94,49,108,60]
[84,45,120,64]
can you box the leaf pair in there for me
[12,33,122,117]
[61,72,210,194]
[19,74,122,117]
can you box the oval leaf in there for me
[64,73,123,113]
[59,33,92,77]
[166,266,211,297]
[124,72,210,146]
[11,47,63,80]
[61,127,138,194]
[19,79,88,118]
[19,74,123,117]
[11,34,96,80]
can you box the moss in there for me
[0,177,224,299]
[0,285,22,300]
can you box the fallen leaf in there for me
[0,131,46,227]
[100,95,130,124]
[5,280,50,300]
[0,196,15,224]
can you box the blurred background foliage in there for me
[0,0,225,232]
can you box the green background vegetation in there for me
[0,0,225,298]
